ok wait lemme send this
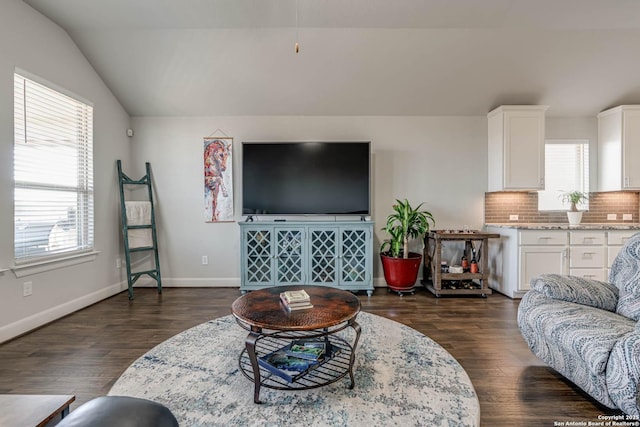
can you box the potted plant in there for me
[380,199,435,293]
[561,191,588,226]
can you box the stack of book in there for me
[280,289,313,311]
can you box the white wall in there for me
[130,116,488,285]
[0,1,131,342]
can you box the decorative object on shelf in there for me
[204,136,233,222]
[380,199,435,294]
[561,190,588,226]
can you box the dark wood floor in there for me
[0,286,617,426]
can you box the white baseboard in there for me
[0,280,127,344]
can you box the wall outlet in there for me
[623,213,633,221]
[115,258,121,269]
[607,213,617,221]
[23,281,33,297]
[509,214,519,221]
[202,255,208,265]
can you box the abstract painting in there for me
[204,137,233,222]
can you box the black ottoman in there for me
[57,396,178,427]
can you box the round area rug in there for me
[109,312,479,426]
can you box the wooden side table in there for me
[231,286,361,403]
[0,394,75,427]
[422,230,500,297]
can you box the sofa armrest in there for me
[530,274,619,312]
[607,329,640,416]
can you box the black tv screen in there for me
[242,142,371,215]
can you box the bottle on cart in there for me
[470,247,478,273]
[470,257,478,274]
[461,253,469,272]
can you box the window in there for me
[14,72,94,262]
[538,139,589,211]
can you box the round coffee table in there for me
[231,286,361,403]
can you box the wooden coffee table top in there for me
[0,394,75,427]
[231,286,360,331]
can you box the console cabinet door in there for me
[242,227,275,287]
[308,227,339,286]
[274,227,306,285]
[338,227,371,288]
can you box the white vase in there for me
[567,211,583,226]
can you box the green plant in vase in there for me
[561,191,589,212]
[380,199,435,293]
[560,191,589,225]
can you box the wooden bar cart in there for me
[422,230,500,297]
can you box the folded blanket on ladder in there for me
[125,201,153,248]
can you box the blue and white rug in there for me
[109,312,480,426]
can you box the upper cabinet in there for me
[598,105,640,191]
[487,105,548,192]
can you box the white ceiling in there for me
[22,0,640,117]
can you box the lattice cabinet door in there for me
[339,226,371,287]
[242,227,274,287]
[308,227,339,286]
[274,228,306,285]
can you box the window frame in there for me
[13,69,98,275]
[538,138,590,212]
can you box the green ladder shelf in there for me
[117,160,162,300]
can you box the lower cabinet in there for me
[519,245,568,291]
[486,227,638,299]
[240,221,374,295]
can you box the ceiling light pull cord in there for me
[295,0,300,53]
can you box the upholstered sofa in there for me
[518,231,640,415]
[57,396,178,427]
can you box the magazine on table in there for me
[284,340,327,361]
[258,341,341,382]
[258,350,320,382]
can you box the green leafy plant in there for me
[561,191,589,212]
[380,199,435,259]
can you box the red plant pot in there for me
[380,252,422,292]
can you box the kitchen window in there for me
[14,71,94,264]
[538,139,589,211]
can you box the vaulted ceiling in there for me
[23,0,640,117]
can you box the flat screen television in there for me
[242,142,370,216]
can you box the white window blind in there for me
[538,139,589,211]
[14,72,94,261]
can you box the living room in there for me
[2,1,640,426]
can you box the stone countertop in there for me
[485,223,640,230]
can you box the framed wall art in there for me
[204,137,233,222]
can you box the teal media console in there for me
[239,221,374,296]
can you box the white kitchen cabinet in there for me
[487,105,548,191]
[519,245,568,292]
[486,227,567,299]
[486,227,639,299]
[598,105,640,191]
